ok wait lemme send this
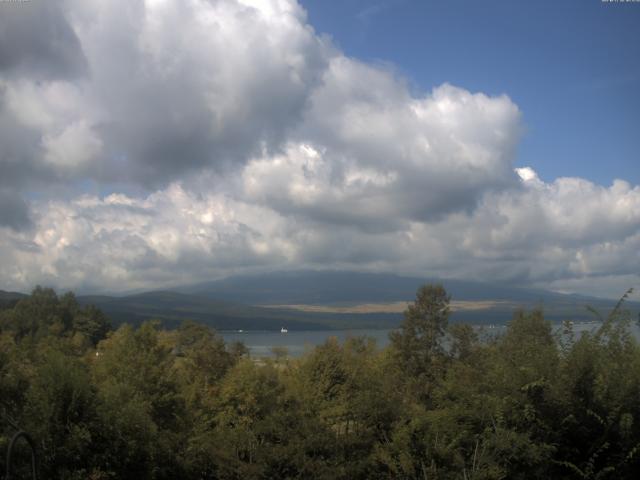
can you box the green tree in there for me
[91,322,187,478]
[22,349,100,480]
[172,321,236,404]
[549,292,640,479]
[389,284,450,399]
[73,304,111,347]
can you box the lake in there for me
[222,328,394,358]
[221,321,640,358]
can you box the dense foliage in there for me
[1,285,639,479]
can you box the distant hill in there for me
[2,271,637,330]
[75,290,403,330]
[177,270,593,305]
[0,290,27,309]
[170,270,638,327]
[76,291,331,330]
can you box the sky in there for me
[0,0,638,298]
[301,0,640,185]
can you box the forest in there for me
[1,285,640,479]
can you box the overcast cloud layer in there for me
[0,0,638,298]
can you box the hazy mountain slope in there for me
[3,271,637,330]
[77,291,332,330]
[0,290,27,309]
[178,270,624,306]
[176,270,638,326]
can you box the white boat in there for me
[280,327,288,333]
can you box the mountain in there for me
[173,270,638,326]
[75,289,404,330]
[3,271,637,330]
[0,290,27,309]
[179,270,623,305]
[76,291,336,330]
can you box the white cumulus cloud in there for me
[0,0,637,297]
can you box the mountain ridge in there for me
[2,271,637,330]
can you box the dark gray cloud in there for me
[0,0,329,191]
[54,0,328,186]
[0,189,31,231]
[0,0,87,80]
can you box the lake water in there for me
[222,328,394,358]
[222,321,640,358]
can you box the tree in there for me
[91,322,186,478]
[389,284,450,387]
[22,349,99,479]
[72,304,111,347]
[172,320,237,410]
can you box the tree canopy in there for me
[1,285,640,479]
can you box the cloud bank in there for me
[0,0,638,297]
